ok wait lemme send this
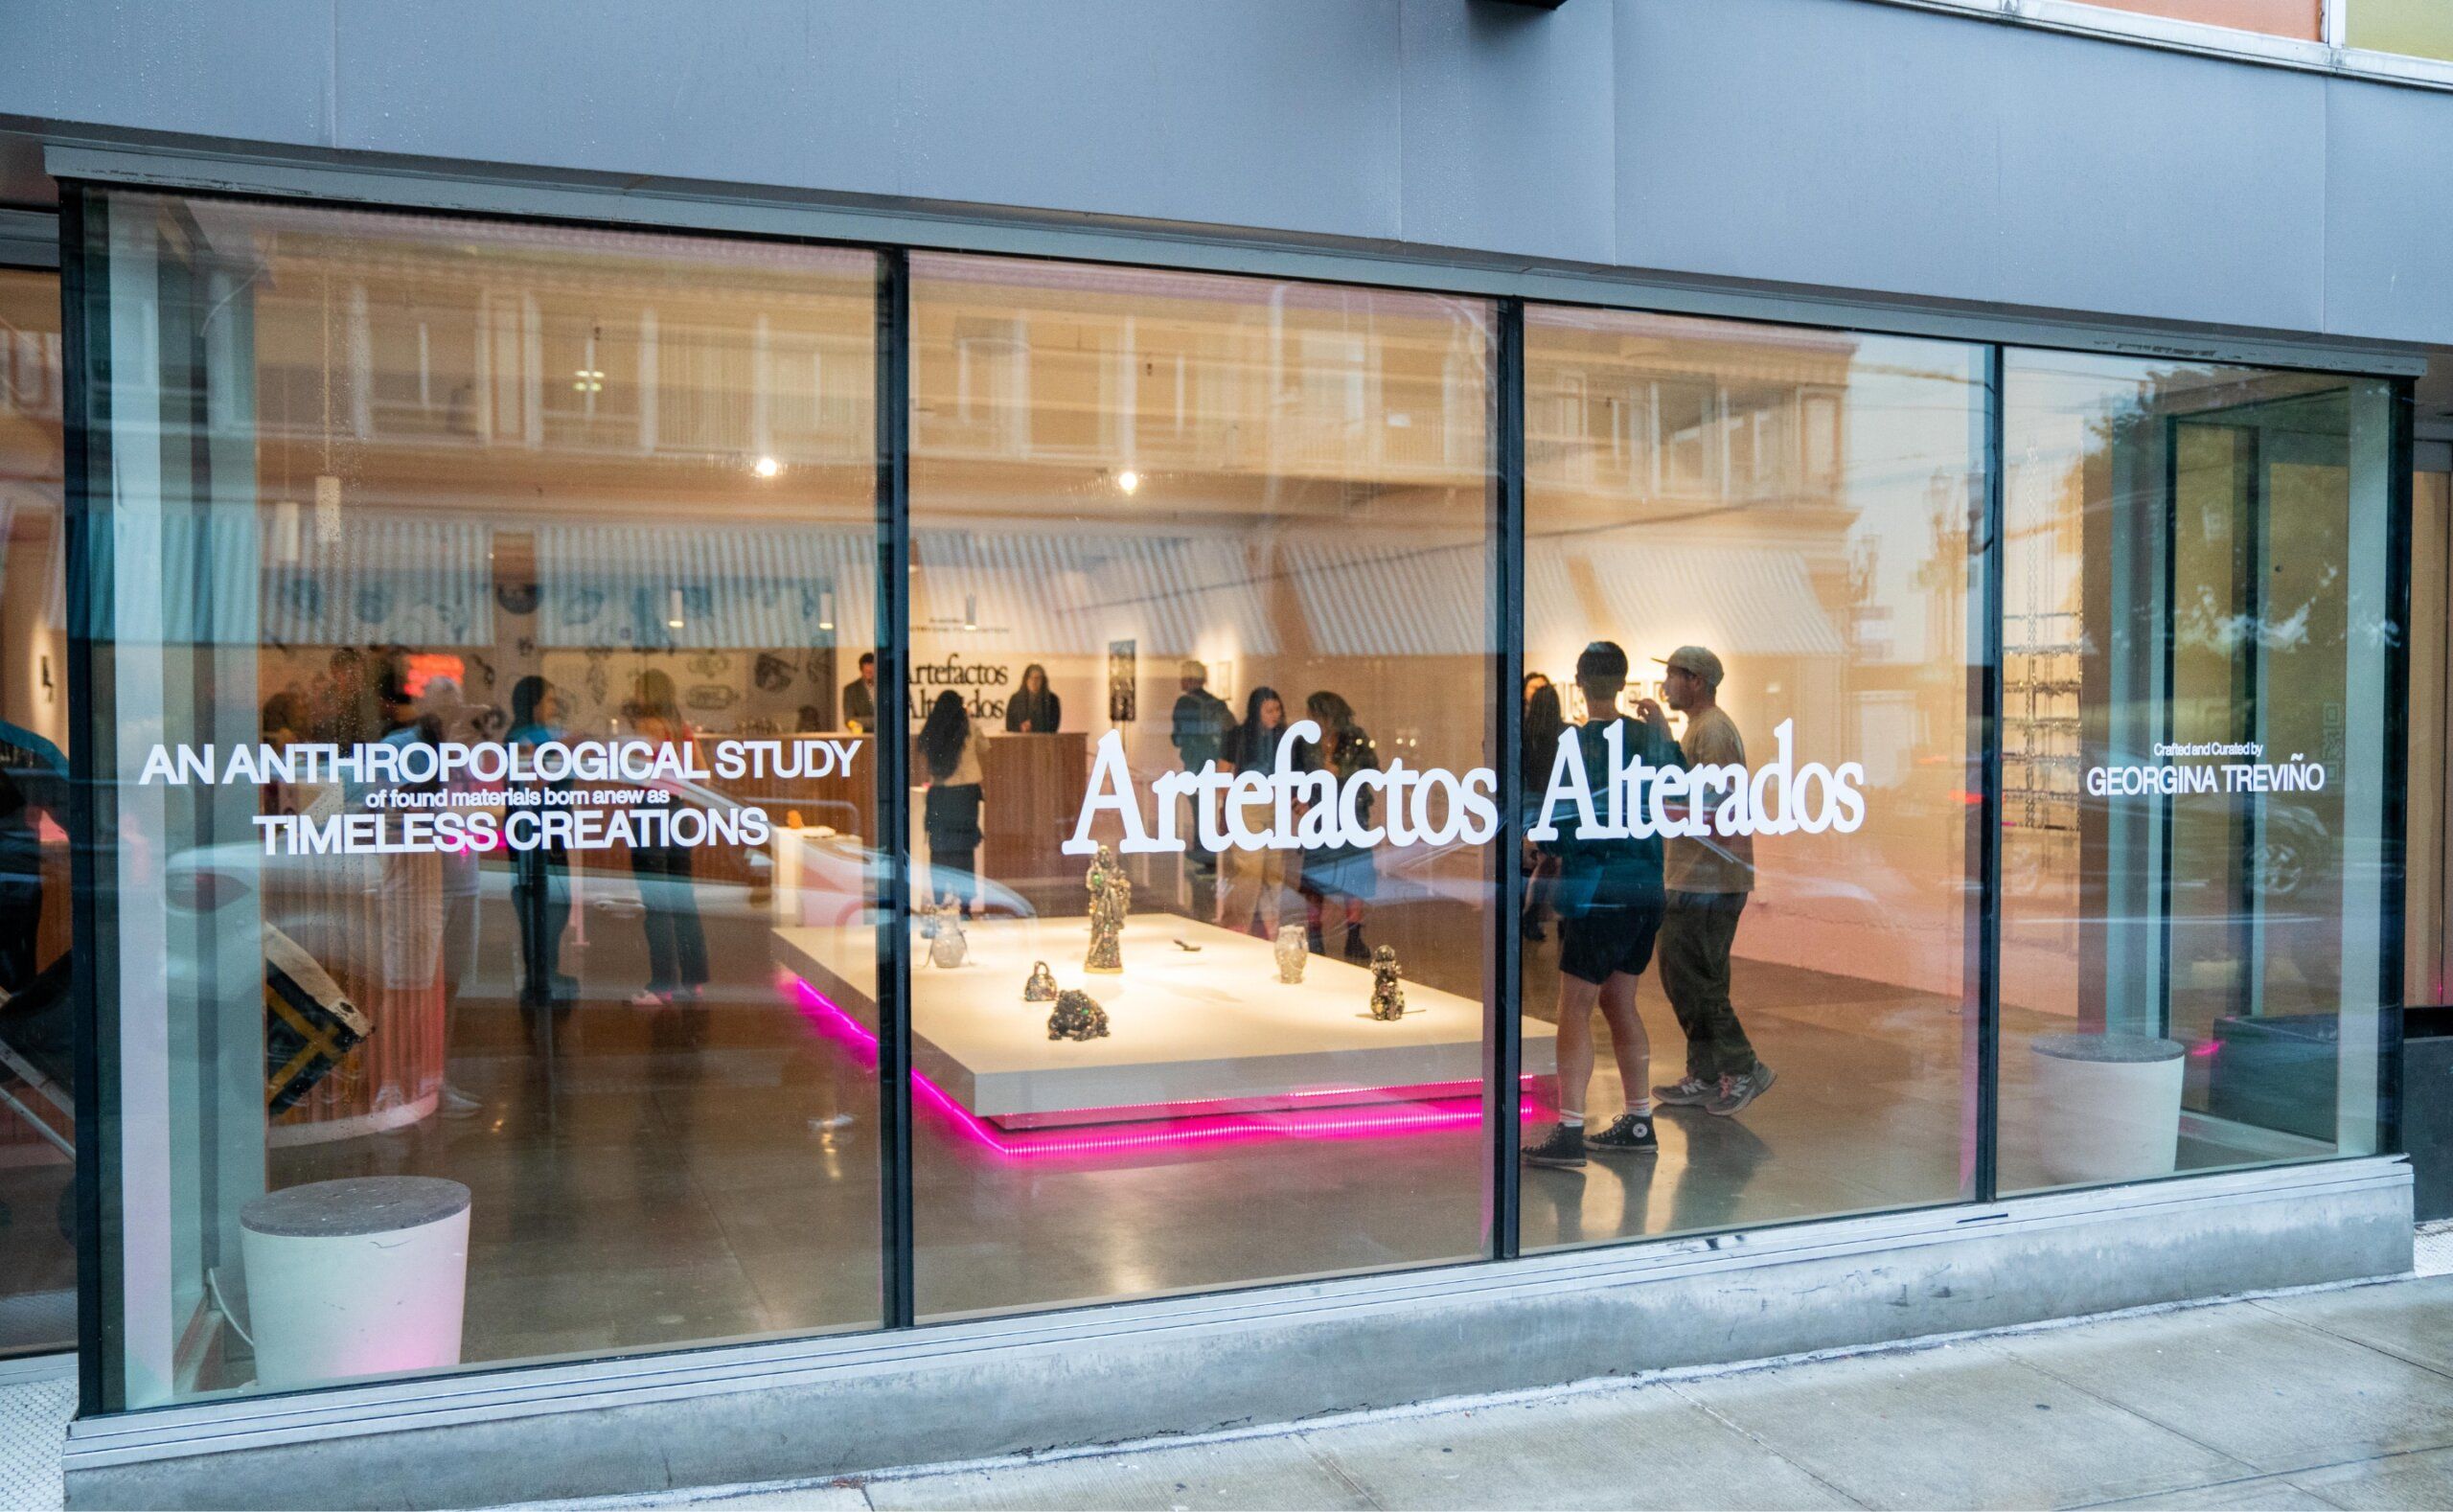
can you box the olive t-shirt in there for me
[1664,705,1754,894]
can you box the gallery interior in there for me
[0,190,2397,1405]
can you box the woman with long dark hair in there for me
[1003,663,1061,733]
[629,669,709,1006]
[1520,680,1569,942]
[1297,689,1380,962]
[1218,685,1300,938]
[918,689,985,915]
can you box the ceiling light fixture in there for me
[1116,469,1141,495]
[753,455,782,479]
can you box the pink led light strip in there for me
[787,975,1537,1160]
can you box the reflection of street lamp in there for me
[1116,469,1140,495]
[667,588,686,630]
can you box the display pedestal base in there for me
[776,916,1554,1129]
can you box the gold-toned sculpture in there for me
[1023,960,1058,1002]
[1047,988,1111,1042]
[1368,944,1406,1020]
[1084,844,1129,974]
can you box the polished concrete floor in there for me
[630,1272,2453,1511]
[265,879,2342,1382]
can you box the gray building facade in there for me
[0,1,2442,1505]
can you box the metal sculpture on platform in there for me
[1085,844,1129,974]
[1047,988,1112,1042]
[928,898,968,970]
[1368,944,1406,1020]
[1274,925,1308,984]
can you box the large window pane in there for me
[82,194,884,1405]
[1998,353,2396,1193]
[1520,308,1983,1247]
[888,254,1501,1318]
[0,265,75,1355]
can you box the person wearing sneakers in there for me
[1648,645,1775,1118]
[1523,641,1684,1169]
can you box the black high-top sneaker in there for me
[1522,1122,1587,1168]
[1587,1111,1658,1157]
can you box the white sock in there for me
[1559,1110,1584,1129]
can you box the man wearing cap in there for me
[1651,645,1774,1118]
[1523,640,1683,1169]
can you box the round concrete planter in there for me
[2029,1033,2188,1186]
[241,1176,471,1388]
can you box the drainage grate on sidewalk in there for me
[2418,1220,2453,1278]
[0,1357,70,1512]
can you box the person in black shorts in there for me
[1524,641,1684,1169]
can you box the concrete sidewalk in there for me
[570,1271,2453,1512]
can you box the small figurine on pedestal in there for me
[1085,844,1129,974]
[1047,988,1111,1042]
[928,896,968,970]
[1274,925,1308,984]
[1023,960,1058,1002]
[1368,944,1406,1020]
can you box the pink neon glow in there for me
[787,974,1537,1160]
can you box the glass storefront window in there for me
[1519,308,1985,1244]
[0,265,76,1356]
[896,254,1502,1318]
[1998,352,2396,1193]
[79,194,885,1404]
[58,191,2408,1406]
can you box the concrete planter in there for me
[2029,1033,2187,1186]
[240,1177,471,1389]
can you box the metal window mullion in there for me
[1975,345,2006,1204]
[874,248,915,1329]
[1487,298,1526,1258]
[59,182,121,1418]
[2383,377,2417,1157]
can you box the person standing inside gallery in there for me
[424,676,487,1115]
[1649,645,1774,1117]
[508,675,578,1019]
[1170,660,1233,896]
[1297,689,1379,962]
[842,652,878,733]
[1523,641,1683,1169]
[628,669,709,1007]
[1219,686,1302,939]
[1520,680,1567,944]
[918,689,986,917]
[1004,663,1061,732]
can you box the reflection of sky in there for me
[1839,336,1984,667]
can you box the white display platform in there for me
[774,915,1556,1129]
